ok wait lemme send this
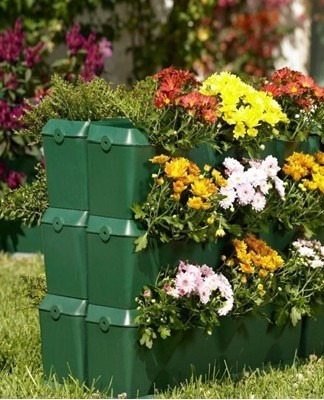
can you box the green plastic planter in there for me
[41,208,89,299]
[87,119,161,219]
[38,294,88,384]
[187,142,237,168]
[299,310,324,358]
[215,310,301,372]
[42,119,90,210]
[87,215,160,309]
[85,305,302,398]
[258,135,321,166]
[258,224,298,253]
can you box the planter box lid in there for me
[87,119,151,146]
[42,119,90,139]
[87,215,144,237]
[38,294,88,317]
[86,304,137,328]
[41,208,89,228]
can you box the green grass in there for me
[1,252,324,398]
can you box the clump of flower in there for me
[135,260,234,348]
[261,67,324,141]
[275,237,324,326]
[0,18,46,159]
[282,151,324,193]
[199,71,289,156]
[0,160,26,190]
[132,154,230,252]
[61,23,112,82]
[219,155,285,212]
[127,66,223,153]
[222,234,284,315]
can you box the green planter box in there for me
[258,135,321,166]
[87,119,160,219]
[41,208,89,299]
[42,119,90,210]
[299,310,324,358]
[87,215,225,309]
[87,215,159,309]
[85,305,302,398]
[0,220,43,253]
[38,294,88,384]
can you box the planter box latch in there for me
[100,136,112,152]
[99,226,112,242]
[99,316,111,332]
[50,304,62,321]
[54,128,65,144]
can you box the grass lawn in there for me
[1,251,324,398]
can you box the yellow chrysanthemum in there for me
[187,196,204,210]
[188,162,201,177]
[199,71,287,139]
[316,151,324,165]
[239,262,255,274]
[211,169,227,186]
[149,154,170,164]
[173,180,187,194]
[164,157,190,180]
[190,178,217,198]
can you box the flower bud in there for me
[216,228,226,237]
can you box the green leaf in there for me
[25,68,32,82]
[131,203,146,219]
[134,233,148,252]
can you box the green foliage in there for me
[20,74,128,143]
[0,163,48,226]
[18,274,47,308]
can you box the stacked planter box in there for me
[38,118,322,398]
[39,120,90,384]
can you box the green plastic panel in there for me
[41,208,89,299]
[258,135,321,166]
[42,119,91,138]
[299,311,324,358]
[87,216,225,309]
[87,216,160,309]
[42,119,90,210]
[86,304,137,327]
[87,120,160,219]
[38,294,87,384]
[86,304,302,397]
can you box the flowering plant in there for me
[52,22,112,83]
[125,66,222,153]
[217,155,286,232]
[261,67,324,142]
[274,237,324,326]
[132,154,230,252]
[135,260,234,348]
[0,160,26,192]
[0,18,46,159]
[274,151,324,235]
[199,71,289,156]
[221,234,284,316]
[217,151,324,237]
[122,67,288,156]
